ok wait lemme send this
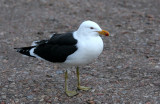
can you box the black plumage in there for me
[15,32,78,62]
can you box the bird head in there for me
[77,20,110,37]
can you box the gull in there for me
[14,20,110,96]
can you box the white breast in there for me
[64,33,103,66]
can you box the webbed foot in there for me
[66,90,78,97]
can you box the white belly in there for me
[64,36,103,66]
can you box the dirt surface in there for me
[0,0,160,104]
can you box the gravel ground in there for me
[0,0,160,104]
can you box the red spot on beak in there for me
[105,32,110,36]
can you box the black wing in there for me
[48,32,77,45]
[34,32,78,62]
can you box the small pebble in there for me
[8,78,14,82]
[2,95,6,99]
[27,95,33,99]
[87,100,95,104]
[116,65,122,69]
[15,99,20,103]
[91,89,95,92]
[56,70,63,74]
[155,65,160,69]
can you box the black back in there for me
[34,32,78,62]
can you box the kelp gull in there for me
[14,20,110,96]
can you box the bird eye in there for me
[90,27,94,29]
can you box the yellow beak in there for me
[98,30,110,36]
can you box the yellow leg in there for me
[76,67,91,91]
[65,70,78,96]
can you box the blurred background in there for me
[0,0,160,103]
